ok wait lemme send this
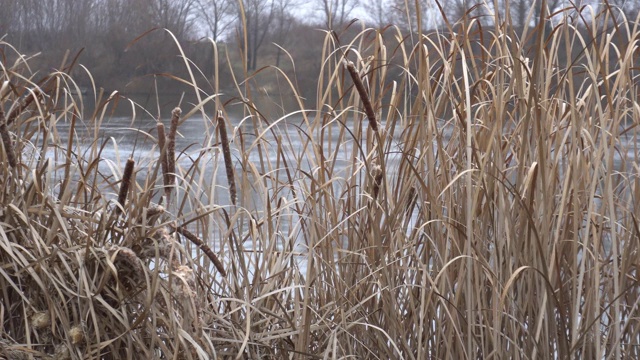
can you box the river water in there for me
[45,112,638,271]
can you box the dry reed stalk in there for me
[116,157,135,215]
[166,107,181,190]
[217,111,236,205]
[157,121,172,195]
[346,60,378,132]
[0,111,17,168]
[173,224,226,277]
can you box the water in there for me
[44,113,369,271]
[42,114,640,277]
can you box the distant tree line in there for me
[0,0,637,98]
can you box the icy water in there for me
[50,113,363,207]
[47,113,366,263]
[46,114,639,270]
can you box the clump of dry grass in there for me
[0,42,216,359]
[3,2,640,359]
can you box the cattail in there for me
[31,312,50,330]
[217,111,236,205]
[138,226,174,261]
[142,203,165,226]
[370,163,383,200]
[146,204,165,218]
[157,121,171,195]
[0,111,17,168]
[166,107,181,190]
[173,224,226,277]
[346,60,378,132]
[404,185,418,216]
[111,245,144,277]
[68,325,84,345]
[116,157,135,215]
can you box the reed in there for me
[2,2,640,359]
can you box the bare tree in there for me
[316,0,359,28]
[388,0,433,31]
[603,0,640,26]
[0,0,21,44]
[194,0,236,41]
[508,0,562,31]
[150,0,196,39]
[361,0,393,28]
[270,0,300,67]
[237,0,277,71]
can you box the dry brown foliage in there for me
[2,3,640,359]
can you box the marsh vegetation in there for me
[2,1,640,359]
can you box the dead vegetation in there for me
[2,2,640,359]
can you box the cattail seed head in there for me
[31,312,50,329]
[0,111,17,168]
[116,157,135,215]
[345,60,378,132]
[217,111,236,205]
[69,325,84,345]
[370,163,383,200]
[174,224,226,277]
[157,121,171,195]
[166,108,181,192]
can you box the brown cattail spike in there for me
[370,163,383,200]
[116,158,135,215]
[217,111,236,205]
[0,111,17,168]
[346,60,378,132]
[173,225,226,277]
[157,122,171,195]
[166,107,181,191]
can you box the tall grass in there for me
[2,2,640,359]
